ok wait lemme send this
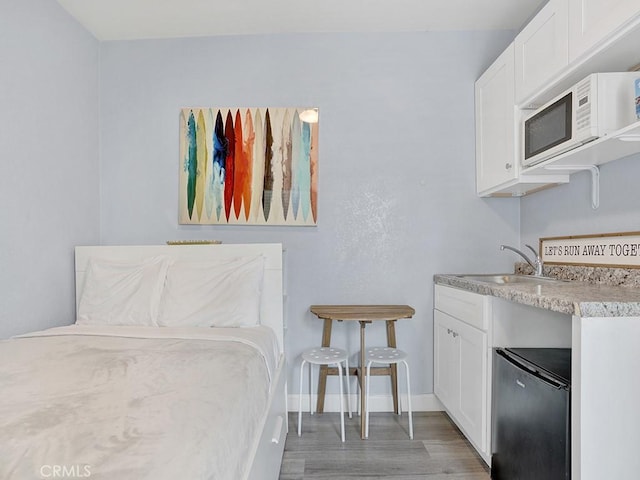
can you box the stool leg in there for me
[337,361,345,442]
[345,356,352,418]
[309,362,314,415]
[397,372,402,416]
[298,359,306,437]
[356,370,361,417]
[365,360,372,439]
[403,360,414,439]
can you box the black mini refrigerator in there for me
[491,348,571,480]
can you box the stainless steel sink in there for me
[455,274,568,285]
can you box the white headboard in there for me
[74,243,284,353]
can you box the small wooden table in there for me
[309,304,415,439]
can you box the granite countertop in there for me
[434,266,640,317]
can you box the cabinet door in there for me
[433,310,459,414]
[569,0,640,61]
[475,44,517,194]
[515,0,569,104]
[457,319,488,453]
[434,309,488,453]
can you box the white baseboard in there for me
[288,393,444,413]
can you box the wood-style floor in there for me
[279,411,491,479]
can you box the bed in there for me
[0,243,287,480]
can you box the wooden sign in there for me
[540,231,640,268]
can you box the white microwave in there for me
[522,72,639,167]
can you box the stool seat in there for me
[298,347,352,442]
[366,346,408,362]
[364,347,413,439]
[303,347,348,364]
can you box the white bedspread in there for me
[0,325,279,480]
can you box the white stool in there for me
[298,347,352,442]
[364,346,413,439]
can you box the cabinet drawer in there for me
[434,285,490,331]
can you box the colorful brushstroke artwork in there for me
[179,107,319,226]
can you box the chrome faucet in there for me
[500,244,544,276]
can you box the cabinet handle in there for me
[452,332,459,338]
[505,162,512,170]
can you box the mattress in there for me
[0,325,279,480]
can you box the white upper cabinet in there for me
[475,45,569,197]
[475,44,518,194]
[569,0,640,62]
[515,0,569,105]
[475,0,640,198]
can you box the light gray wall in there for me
[521,153,640,246]
[0,0,100,338]
[98,31,520,395]
[4,0,635,401]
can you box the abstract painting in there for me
[179,107,318,226]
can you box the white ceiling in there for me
[56,0,546,41]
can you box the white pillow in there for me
[157,255,265,327]
[77,256,170,326]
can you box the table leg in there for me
[360,320,367,439]
[386,320,399,414]
[316,318,333,414]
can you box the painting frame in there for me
[178,107,319,226]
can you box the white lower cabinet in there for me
[457,318,486,450]
[434,310,487,452]
[434,285,575,467]
[433,311,458,411]
[434,285,490,462]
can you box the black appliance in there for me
[491,348,571,480]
